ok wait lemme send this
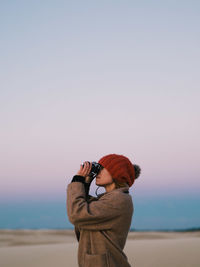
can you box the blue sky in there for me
[0,1,199,229]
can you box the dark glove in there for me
[71,175,94,196]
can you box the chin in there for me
[96,182,104,188]
[96,181,101,186]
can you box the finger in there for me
[84,161,91,175]
[87,162,92,172]
[87,165,92,176]
[80,162,88,176]
[89,162,92,172]
[84,161,90,170]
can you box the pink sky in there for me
[0,1,199,201]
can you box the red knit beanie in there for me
[98,154,135,187]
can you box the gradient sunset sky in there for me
[0,0,199,208]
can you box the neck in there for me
[105,182,116,193]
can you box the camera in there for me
[82,161,103,179]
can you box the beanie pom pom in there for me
[133,164,141,179]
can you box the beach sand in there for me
[0,229,200,267]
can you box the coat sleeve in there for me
[66,182,123,231]
[70,175,95,201]
[74,225,80,242]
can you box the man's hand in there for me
[76,161,92,183]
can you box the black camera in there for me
[82,161,103,179]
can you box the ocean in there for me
[0,194,199,231]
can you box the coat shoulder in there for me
[100,188,133,206]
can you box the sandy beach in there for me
[0,229,200,267]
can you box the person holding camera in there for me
[66,153,141,267]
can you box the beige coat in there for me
[66,182,133,267]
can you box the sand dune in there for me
[0,230,200,267]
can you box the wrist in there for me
[71,175,85,183]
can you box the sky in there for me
[0,1,199,229]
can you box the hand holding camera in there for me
[76,161,92,183]
[76,161,103,184]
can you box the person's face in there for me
[95,167,114,186]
